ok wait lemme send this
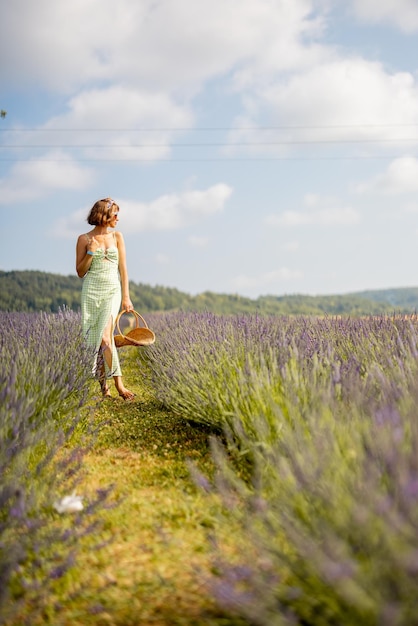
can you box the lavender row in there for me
[138,312,418,435]
[205,365,418,625]
[0,310,107,623]
[139,312,418,624]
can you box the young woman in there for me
[76,197,135,400]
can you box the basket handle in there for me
[115,310,149,336]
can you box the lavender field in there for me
[0,310,109,625]
[3,310,418,625]
[139,312,418,626]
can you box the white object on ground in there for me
[54,493,84,513]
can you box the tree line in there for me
[0,269,416,316]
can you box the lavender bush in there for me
[139,312,418,625]
[204,368,418,625]
[0,310,108,623]
[138,313,418,436]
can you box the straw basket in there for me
[114,310,155,348]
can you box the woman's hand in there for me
[122,297,134,312]
[87,236,100,253]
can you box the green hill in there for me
[350,287,418,310]
[0,269,417,316]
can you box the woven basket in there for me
[114,310,155,348]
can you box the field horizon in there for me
[2,268,418,316]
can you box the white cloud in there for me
[356,157,418,194]
[283,241,300,251]
[5,1,418,167]
[188,236,209,248]
[233,267,303,290]
[0,0,326,93]
[3,86,193,164]
[44,86,194,161]
[266,194,361,227]
[226,58,418,156]
[0,0,143,92]
[121,184,232,231]
[351,0,418,33]
[54,183,233,237]
[0,153,94,204]
[404,202,418,214]
[49,208,89,240]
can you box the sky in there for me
[2,0,418,299]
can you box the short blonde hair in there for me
[87,198,119,226]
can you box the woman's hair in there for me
[87,198,119,226]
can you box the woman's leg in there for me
[98,317,114,397]
[102,317,135,400]
[97,356,111,397]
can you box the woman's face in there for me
[108,210,119,228]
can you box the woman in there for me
[76,197,135,400]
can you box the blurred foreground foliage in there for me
[0,310,109,624]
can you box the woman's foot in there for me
[114,376,135,401]
[100,380,112,398]
[118,388,135,401]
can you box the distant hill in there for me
[0,269,417,316]
[350,287,418,310]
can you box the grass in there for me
[8,350,247,626]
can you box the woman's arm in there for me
[76,234,92,277]
[76,234,98,277]
[116,231,133,311]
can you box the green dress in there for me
[81,236,122,378]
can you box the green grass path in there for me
[34,354,246,626]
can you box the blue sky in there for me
[2,0,418,299]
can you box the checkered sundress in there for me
[81,236,122,378]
